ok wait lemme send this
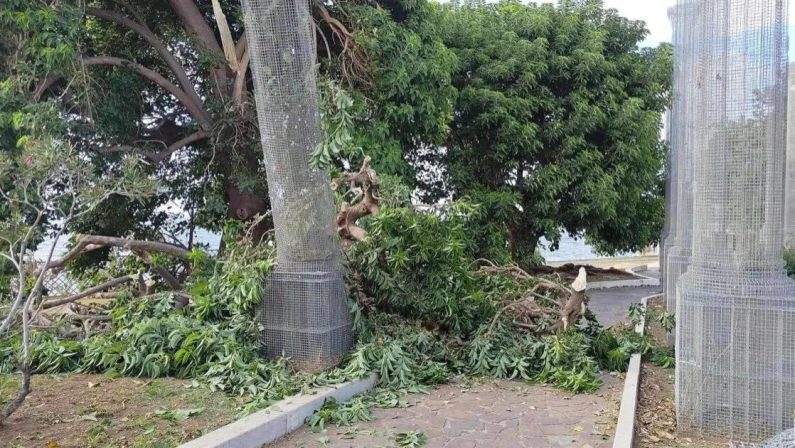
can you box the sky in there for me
[605,0,795,52]
[604,0,676,47]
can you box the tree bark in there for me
[80,56,212,128]
[85,7,205,117]
[0,365,31,425]
[168,0,230,96]
[102,130,208,163]
[507,224,540,270]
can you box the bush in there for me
[348,201,498,335]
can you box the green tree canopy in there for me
[435,0,671,266]
[0,0,671,266]
[0,0,455,251]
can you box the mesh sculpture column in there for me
[662,108,678,301]
[785,64,795,249]
[661,119,673,293]
[241,0,352,371]
[665,1,699,316]
[676,0,795,441]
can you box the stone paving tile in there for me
[270,375,621,448]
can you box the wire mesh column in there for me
[662,103,679,303]
[661,118,673,297]
[785,64,795,249]
[665,1,700,317]
[241,0,352,371]
[675,0,795,441]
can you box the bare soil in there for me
[531,263,640,282]
[645,296,669,346]
[634,296,728,448]
[0,374,241,448]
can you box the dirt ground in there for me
[634,296,728,448]
[0,374,241,448]
[531,263,640,283]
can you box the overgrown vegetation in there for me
[0,199,672,427]
[0,120,670,431]
[0,0,674,440]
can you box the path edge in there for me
[178,373,379,448]
[612,293,661,448]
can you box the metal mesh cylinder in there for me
[661,122,673,296]
[675,0,795,441]
[785,64,795,249]
[662,112,679,301]
[665,1,700,315]
[241,0,352,371]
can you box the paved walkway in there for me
[272,285,655,448]
[587,285,661,328]
[273,377,622,448]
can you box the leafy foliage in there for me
[657,311,676,333]
[394,431,428,447]
[311,80,361,170]
[1,241,294,406]
[649,345,676,369]
[348,202,495,335]
[335,0,458,185]
[590,326,651,372]
[0,202,653,417]
[628,303,645,327]
[435,0,671,266]
[308,396,373,431]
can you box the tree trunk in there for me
[507,224,540,270]
[222,145,272,246]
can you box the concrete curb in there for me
[178,373,379,448]
[612,294,660,448]
[587,266,660,290]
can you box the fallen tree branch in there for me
[134,250,182,291]
[480,263,586,334]
[41,275,135,309]
[71,314,112,322]
[44,235,191,273]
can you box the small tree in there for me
[0,138,154,423]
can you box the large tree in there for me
[0,0,455,251]
[435,0,671,266]
[1,0,670,267]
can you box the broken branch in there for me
[41,275,135,309]
[334,157,380,247]
[44,235,191,273]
